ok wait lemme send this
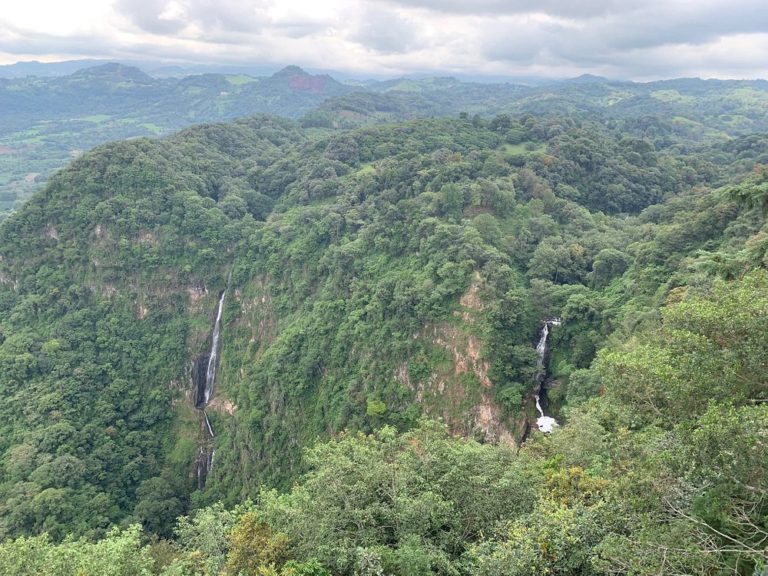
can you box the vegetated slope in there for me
[0,64,353,216]
[0,112,765,547]
[2,266,766,575]
[0,115,303,540]
[309,76,768,140]
[4,64,768,220]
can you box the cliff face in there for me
[392,273,518,445]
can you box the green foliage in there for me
[467,500,607,576]
[0,525,153,576]
[134,478,185,538]
[0,91,767,575]
[172,503,236,575]
[258,420,535,575]
[225,512,290,576]
[598,270,768,426]
[725,167,768,215]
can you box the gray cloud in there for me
[479,0,768,77]
[116,0,270,36]
[598,1,768,51]
[0,25,120,59]
[115,0,187,34]
[382,0,640,18]
[1,0,768,79]
[348,6,423,53]
[272,21,328,40]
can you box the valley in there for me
[0,66,765,575]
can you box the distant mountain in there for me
[71,62,154,84]
[559,73,613,85]
[258,66,351,97]
[0,63,356,216]
[2,61,768,219]
[0,59,108,78]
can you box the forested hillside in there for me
[3,61,768,220]
[0,108,766,574]
[0,64,351,216]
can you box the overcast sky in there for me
[2,0,768,79]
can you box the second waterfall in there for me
[534,318,560,433]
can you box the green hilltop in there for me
[2,62,768,221]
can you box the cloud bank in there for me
[1,0,767,79]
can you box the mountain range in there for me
[2,62,768,220]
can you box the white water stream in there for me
[203,291,226,406]
[534,319,560,433]
[196,290,225,487]
[203,410,214,438]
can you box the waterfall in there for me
[534,318,560,434]
[196,446,214,490]
[203,410,214,438]
[204,291,226,405]
[193,288,226,488]
[535,323,550,374]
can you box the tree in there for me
[258,421,536,575]
[0,525,154,576]
[134,477,183,538]
[173,503,236,576]
[725,168,768,215]
[226,512,290,576]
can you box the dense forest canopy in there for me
[0,84,766,574]
[2,62,768,220]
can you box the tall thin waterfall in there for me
[194,289,226,488]
[204,291,226,405]
[534,319,560,433]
